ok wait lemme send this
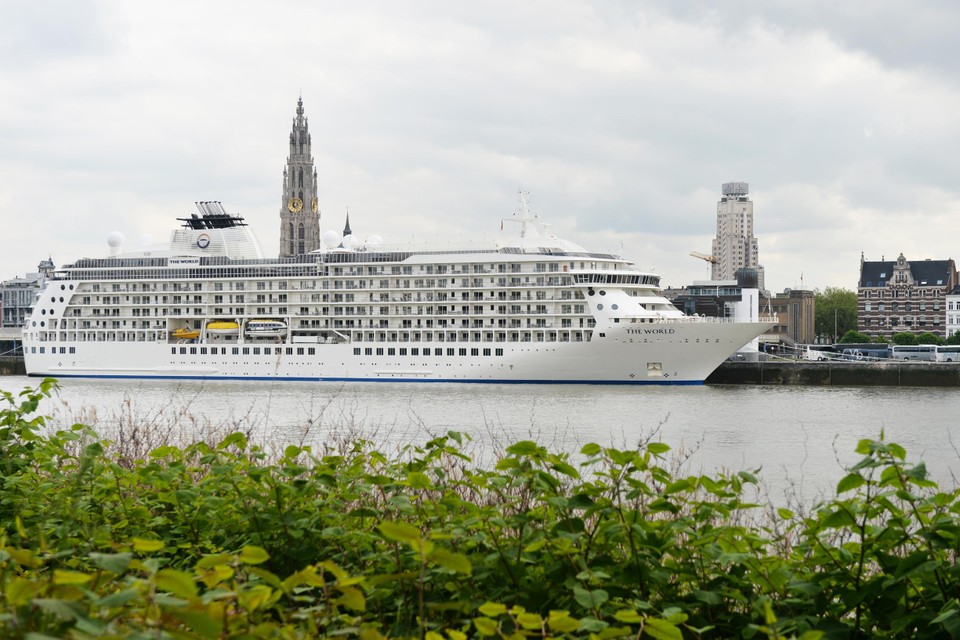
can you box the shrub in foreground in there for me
[0,380,958,639]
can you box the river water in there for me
[2,375,958,506]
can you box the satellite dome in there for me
[342,234,357,249]
[322,230,340,247]
[107,231,125,248]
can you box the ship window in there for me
[411,348,419,355]
[200,348,207,355]
[354,348,361,355]
[190,347,197,354]
[243,348,250,354]
[232,348,239,355]
[399,348,407,355]
[376,348,384,355]
[447,348,455,356]
[483,348,491,356]
[459,348,467,356]
[471,348,479,356]
[298,348,305,355]
[253,348,261,355]
[69,347,75,354]
[388,348,395,355]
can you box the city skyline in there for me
[3,1,960,294]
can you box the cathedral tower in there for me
[279,97,320,256]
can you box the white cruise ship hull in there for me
[25,319,767,385]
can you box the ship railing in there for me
[635,315,778,324]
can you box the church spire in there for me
[279,97,320,257]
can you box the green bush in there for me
[1,380,958,639]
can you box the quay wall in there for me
[707,361,960,387]
[0,357,25,376]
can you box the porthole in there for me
[41,309,46,315]
[597,304,604,310]
[612,304,619,310]
[40,321,45,327]
[60,297,64,302]
[587,288,595,296]
[599,290,606,296]
[51,297,55,302]
[60,284,66,290]
[69,284,74,290]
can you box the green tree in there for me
[891,332,918,345]
[839,330,872,343]
[814,287,858,343]
[946,332,960,345]
[915,331,944,345]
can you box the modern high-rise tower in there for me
[279,97,321,257]
[710,182,764,290]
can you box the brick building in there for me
[858,253,958,339]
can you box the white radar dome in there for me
[342,234,357,249]
[323,230,341,247]
[107,231,125,248]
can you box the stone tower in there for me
[279,97,320,257]
[710,182,765,290]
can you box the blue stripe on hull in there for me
[28,373,704,386]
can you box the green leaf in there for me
[430,548,472,575]
[548,611,580,632]
[516,612,544,629]
[336,585,366,612]
[573,586,609,609]
[95,589,139,608]
[169,609,223,638]
[473,617,499,636]
[53,569,93,585]
[837,472,865,494]
[580,443,602,456]
[155,569,198,599]
[378,521,421,544]
[478,602,507,617]
[644,618,683,640]
[90,552,133,574]
[647,442,671,455]
[407,471,431,488]
[239,545,270,565]
[506,441,540,456]
[776,508,794,519]
[133,538,165,552]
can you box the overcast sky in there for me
[3,0,959,293]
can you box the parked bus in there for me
[935,345,960,362]
[803,345,837,361]
[889,344,938,361]
[837,343,890,361]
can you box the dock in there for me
[708,360,960,387]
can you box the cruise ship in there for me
[23,199,774,384]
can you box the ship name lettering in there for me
[627,328,676,335]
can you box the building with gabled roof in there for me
[858,252,958,339]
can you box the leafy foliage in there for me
[814,287,858,343]
[838,330,871,344]
[1,381,959,638]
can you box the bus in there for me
[889,344,938,361]
[935,345,960,362]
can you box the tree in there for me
[915,331,944,346]
[839,330,872,343]
[814,287,858,343]
[891,332,918,345]
[946,332,960,346]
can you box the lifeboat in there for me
[245,319,287,338]
[206,320,240,336]
[171,327,200,340]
